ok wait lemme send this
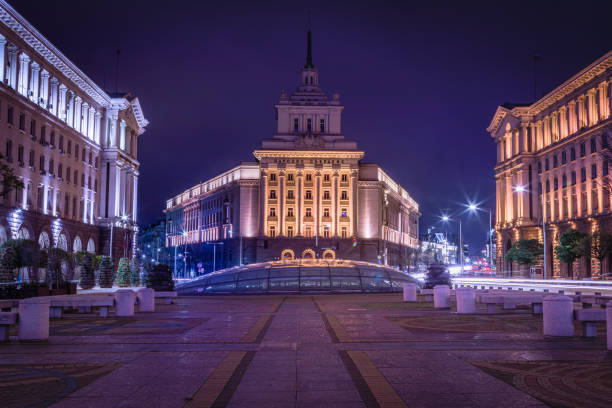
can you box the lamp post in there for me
[206,242,224,272]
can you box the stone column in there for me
[109,114,118,147]
[0,34,6,83]
[333,171,338,236]
[260,170,267,235]
[315,171,321,240]
[297,171,303,235]
[22,179,28,209]
[40,71,50,108]
[58,84,67,120]
[88,107,95,139]
[132,173,138,223]
[120,120,126,150]
[94,112,101,144]
[42,184,48,215]
[279,170,285,236]
[52,188,57,217]
[351,171,358,236]
[66,91,74,127]
[29,61,40,102]
[7,44,17,90]
[81,101,89,134]
[17,52,30,97]
[74,96,82,131]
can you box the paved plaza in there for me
[1,293,611,408]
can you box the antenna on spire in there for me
[305,10,313,68]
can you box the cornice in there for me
[253,149,365,160]
[0,0,110,106]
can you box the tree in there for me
[591,230,612,276]
[129,258,140,287]
[46,248,69,289]
[1,239,46,282]
[504,239,543,268]
[146,264,174,291]
[423,263,452,289]
[555,229,589,278]
[0,153,24,198]
[0,246,19,283]
[76,251,95,290]
[115,258,131,287]
[98,256,114,288]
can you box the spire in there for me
[305,11,314,68]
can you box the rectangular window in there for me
[305,190,312,200]
[287,208,294,217]
[269,226,276,238]
[580,142,586,157]
[269,173,276,181]
[287,173,293,181]
[581,167,586,182]
[39,156,45,173]
[570,147,576,161]
[58,164,62,179]
[5,140,12,162]
[28,150,34,167]
[40,126,46,144]
[323,208,330,217]
[30,120,36,137]
[538,183,542,195]
[49,159,54,175]
[590,137,597,153]
[293,118,298,132]
[545,180,550,193]
[82,148,86,162]
[553,155,558,168]
[602,134,609,149]
[306,174,312,182]
[341,174,348,182]
[341,227,347,239]
[287,190,294,199]
[305,208,312,217]
[562,174,567,188]
[19,113,25,131]
[65,195,69,216]
[553,177,558,190]
[307,118,312,132]
[571,171,576,185]
[66,167,71,182]
[59,135,64,151]
[7,107,13,125]
[74,144,79,160]
[17,145,23,164]
[323,190,330,200]
[324,174,330,182]
[604,160,609,176]
[287,226,293,237]
[592,163,597,179]
[320,119,325,133]
[561,151,567,164]
[269,207,276,217]
[67,140,72,155]
[341,208,347,217]
[74,170,78,185]
[537,161,542,174]
[341,191,348,200]
[545,158,549,171]
[323,226,330,238]
[50,131,55,147]
[269,190,276,199]
[305,226,312,238]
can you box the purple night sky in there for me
[11,0,612,254]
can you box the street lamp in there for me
[206,242,224,273]
[466,202,494,272]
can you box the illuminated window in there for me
[323,190,330,200]
[323,208,330,218]
[341,190,348,200]
[269,207,276,217]
[341,208,347,217]
[269,226,276,237]
[305,208,312,217]
[269,190,276,199]
[305,190,312,200]
[287,226,293,237]
[320,119,325,133]
[341,227,347,238]
[287,208,294,217]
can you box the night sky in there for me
[11,0,612,255]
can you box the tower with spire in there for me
[261,29,357,151]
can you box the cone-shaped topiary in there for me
[146,264,174,291]
[77,251,95,289]
[423,263,452,289]
[98,256,114,288]
[129,258,140,287]
[0,246,18,283]
[115,258,131,287]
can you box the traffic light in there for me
[352,236,358,247]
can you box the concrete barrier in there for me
[18,297,50,341]
[403,283,417,302]
[137,288,155,312]
[543,295,574,337]
[607,301,612,351]
[433,285,450,309]
[115,289,136,317]
[456,287,476,314]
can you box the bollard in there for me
[433,285,451,309]
[456,287,476,314]
[607,301,612,351]
[115,289,136,317]
[137,288,155,312]
[543,295,574,337]
[544,289,549,293]
[558,290,565,294]
[19,297,50,341]
[403,283,417,302]
[519,288,523,291]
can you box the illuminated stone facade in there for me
[489,50,612,279]
[165,31,420,274]
[0,1,148,266]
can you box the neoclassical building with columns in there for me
[489,50,612,279]
[0,0,147,267]
[165,31,419,274]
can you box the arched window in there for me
[73,236,82,252]
[57,233,68,251]
[17,227,30,240]
[87,238,95,253]
[38,231,50,250]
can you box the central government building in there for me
[489,50,612,279]
[165,32,420,274]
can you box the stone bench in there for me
[0,299,19,312]
[49,295,115,318]
[479,294,544,314]
[155,291,177,305]
[0,312,18,342]
[580,295,612,309]
[574,308,606,338]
